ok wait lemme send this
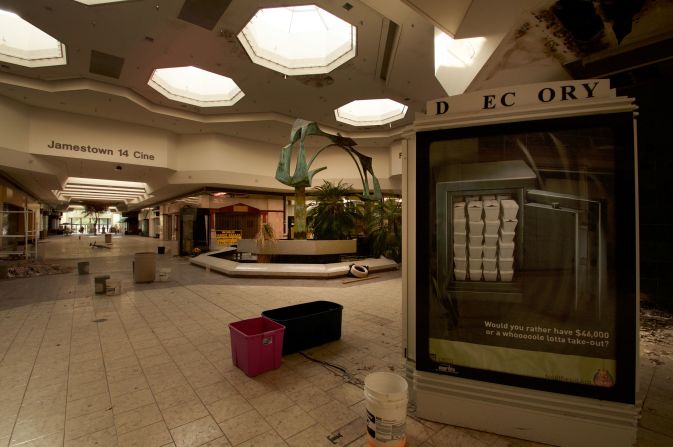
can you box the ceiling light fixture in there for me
[238,4,356,75]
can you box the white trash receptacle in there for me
[364,372,408,447]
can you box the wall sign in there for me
[216,229,242,246]
[45,140,157,161]
[427,79,612,116]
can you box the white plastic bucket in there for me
[364,372,408,447]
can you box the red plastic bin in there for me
[229,317,285,377]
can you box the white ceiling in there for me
[0,0,671,209]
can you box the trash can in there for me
[94,275,110,294]
[262,301,343,355]
[105,234,112,244]
[157,246,165,255]
[229,317,285,377]
[77,261,90,275]
[133,252,156,283]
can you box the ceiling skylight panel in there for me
[335,99,408,126]
[148,66,244,107]
[238,5,356,75]
[0,9,66,67]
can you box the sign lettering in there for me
[429,80,610,115]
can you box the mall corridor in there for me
[0,235,670,446]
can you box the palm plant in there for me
[367,198,402,262]
[82,204,106,235]
[307,180,361,240]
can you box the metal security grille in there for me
[214,213,260,239]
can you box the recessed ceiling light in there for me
[148,66,244,107]
[0,9,67,67]
[238,5,356,76]
[334,98,408,126]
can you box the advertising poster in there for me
[416,114,637,403]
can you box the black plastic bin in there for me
[262,301,343,355]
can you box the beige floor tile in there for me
[194,381,237,406]
[134,346,168,359]
[138,353,173,369]
[237,431,287,447]
[146,370,189,394]
[169,415,223,447]
[105,355,140,372]
[64,408,114,440]
[206,394,253,423]
[286,424,335,447]
[326,383,365,407]
[197,436,231,446]
[10,413,65,445]
[309,400,359,432]
[66,392,111,420]
[111,387,155,415]
[107,376,149,398]
[265,405,316,439]
[117,420,172,447]
[161,399,209,430]
[218,410,272,445]
[12,431,64,447]
[114,403,163,435]
[65,426,117,447]
[153,384,198,411]
[67,379,110,402]
[106,365,145,386]
[249,391,294,416]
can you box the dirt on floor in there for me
[640,307,673,366]
[0,260,74,279]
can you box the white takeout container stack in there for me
[498,199,519,281]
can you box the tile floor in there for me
[0,235,671,447]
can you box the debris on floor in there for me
[0,261,75,279]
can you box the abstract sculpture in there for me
[275,119,382,239]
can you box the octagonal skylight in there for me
[335,99,408,126]
[73,0,133,5]
[148,66,244,107]
[0,9,66,67]
[238,5,356,76]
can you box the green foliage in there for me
[367,198,402,263]
[307,180,362,240]
[255,222,275,247]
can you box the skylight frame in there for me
[72,0,135,5]
[238,4,357,76]
[0,9,67,68]
[147,66,245,108]
[334,98,408,126]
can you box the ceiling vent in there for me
[178,0,232,30]
[89,50,124,78]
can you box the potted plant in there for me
[255,222,275,263]
[307,180,361,240]
[367,198,402,263]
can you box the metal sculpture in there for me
[275,119,382,239]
